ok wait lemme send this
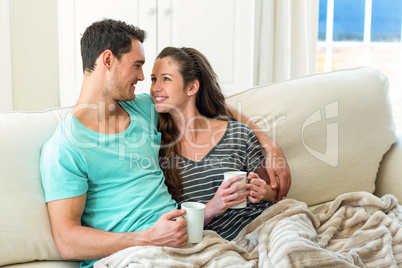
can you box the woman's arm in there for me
[228,104,291,200]
[204,176,250,226]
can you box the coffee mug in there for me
[181,202,206,243]
[223,171,247,209]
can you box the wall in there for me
[0,0,13,111]
[10,0,60,111]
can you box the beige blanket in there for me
[95,192,402,267]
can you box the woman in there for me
[150,47,277,240]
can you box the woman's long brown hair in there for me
[156,47,235,201]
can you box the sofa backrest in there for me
[0,108,70,265]
[226,67,397,206]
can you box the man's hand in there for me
[264,145,291,200]
[145,209,188,248]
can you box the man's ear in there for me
[102,50,114,71]
[186,80,200,96]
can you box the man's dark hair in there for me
[80,19,146,73]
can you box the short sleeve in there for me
[40,141,89,202]
[244,125,266,172]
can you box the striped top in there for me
[178,120,276,240]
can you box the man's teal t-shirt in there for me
[40,94,177,268]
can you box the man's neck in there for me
[70,77,131,134]
[71,101,130,135]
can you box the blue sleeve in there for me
[40,140,89,202]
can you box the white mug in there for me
[181,202,206,243]
[223,171,247,209]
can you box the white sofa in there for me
[1,67,400,267]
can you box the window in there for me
[317,0,402,133]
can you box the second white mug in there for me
[223,171,247,209]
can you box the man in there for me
[40,19,290,268]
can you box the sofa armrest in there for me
[375,136,402,204]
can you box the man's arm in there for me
[228,105,291,200]
[47,194,187,260]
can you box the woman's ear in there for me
[186,80,200,96]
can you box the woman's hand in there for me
[247,172,267,203]
[204,176,249,225]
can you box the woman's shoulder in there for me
[209,119,252,133]
[227,120,252,132]
[212,118,229,129]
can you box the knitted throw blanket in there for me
[95,192,402,267]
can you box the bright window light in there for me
[317,0,402,133]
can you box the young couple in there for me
[40,19,290,268]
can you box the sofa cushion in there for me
[226,67,397,206]
[0,108,70,266]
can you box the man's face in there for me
[106,39,145,102]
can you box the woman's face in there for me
[150,57,191,114]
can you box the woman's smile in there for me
[153,96,169,103]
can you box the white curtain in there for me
[254,0,319,86]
